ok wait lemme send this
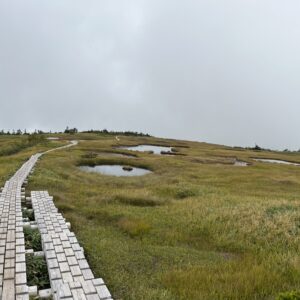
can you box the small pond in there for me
[47,137,59,140]
[119,145,174,155]
[234,160,249,167]
[254,158,300,166]
[79,165,152,177]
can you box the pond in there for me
[47,137,59,140]
[98,152,135,158]
[234,160,249,167]
[79,165,152,177]
[254,158,300,166]
[119,145,174,155]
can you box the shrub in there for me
[64,126,78,134]
[27,133,46,144]
[24,227,42,251]
[82,129,151,137]
[26,255,50,289]
[22,209,35,221]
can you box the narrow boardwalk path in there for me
[31,191,112,300]
[0,141,113,300]
[0,153,40,299]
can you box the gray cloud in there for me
[1,0,300,149]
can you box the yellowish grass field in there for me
[2,133,300,299]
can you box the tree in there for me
[64,126,78,134]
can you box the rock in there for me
[123,166,133,172]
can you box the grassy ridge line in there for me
[6,133,300,299]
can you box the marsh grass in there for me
[266,204,298,216]
[162,254,300,300]
[2,134,300,299]
[83,208,124,226]
[0,134,47,156]
[276,291,300,300]
[117,217,151,238]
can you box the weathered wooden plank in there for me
[31,190,113,300]
[0,154,40,299]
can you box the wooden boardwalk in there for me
[0,154,40,300]
[0,142,113,299]
[31,191,112,300]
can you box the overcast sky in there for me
[1,1,300,150]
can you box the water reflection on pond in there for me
[254,158,300,166]
[234,160,249,167]
[119,145,174,155]
[79,165,152,177]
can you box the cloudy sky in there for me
[1,1,300,150]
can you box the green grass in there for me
[276,291,300,300]
[2,133,300,299]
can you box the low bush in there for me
[22,209,35,221]
[26,255,50,289]
[24,227,42,251]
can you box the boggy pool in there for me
[254,158,300,166]
[79,165,152,177]
[234,160,249,167]
[118,145,174,155]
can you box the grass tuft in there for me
[174,187,198,199]
[162,255,300,300]
[266,205,297,216]
[114,195,166,207]
[276,291,300,300]
[117,217,151,238]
